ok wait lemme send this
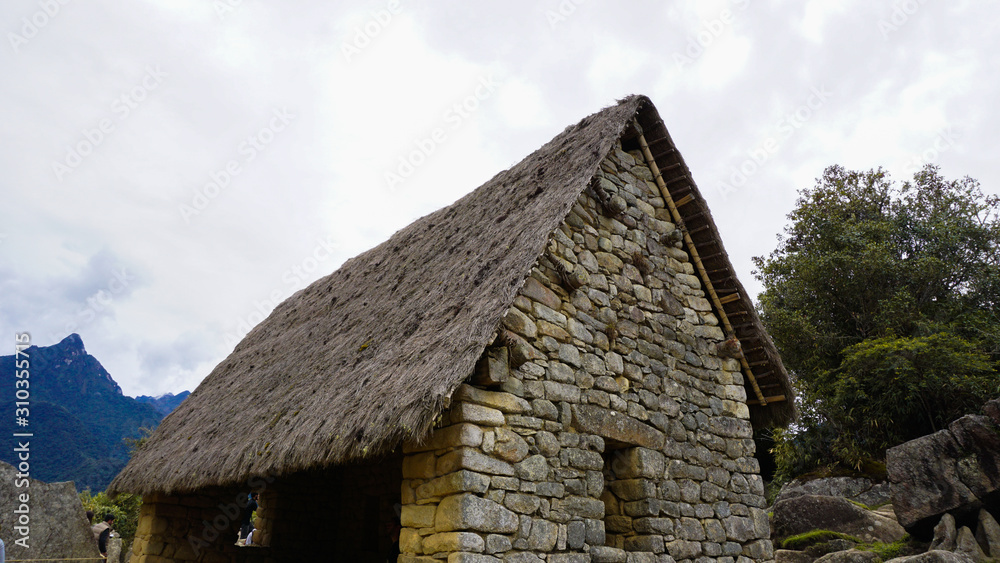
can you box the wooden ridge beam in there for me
[748,395,786,405]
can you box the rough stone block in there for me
[474,347,511,387]
[586,518,606,545]
[567,520,586,549]
[453,385,531,414]
[403,505,438,528]
[606,515,633,533]
[634,517,674,535]
[438,448,516,477]
[560,496,606,519]
[572,405,665,450]
[610,479,657,501]
[405,423,484,453]
[545,380,582,403]
[424,532,486,554]
[504,552,545,563]
[404,452,438,479]
[613,447,666,480]
[590,546,627,563]
[665,539,702,560]
[453,402,506,427]
[537,482,566,498]
[742,539,774,560]
[485,534,512,554]
[417,471,490,500]
[524,518,558,551]
[549,555,590,563]
[515,455,550,481]
[400,528,423,554]
[504,493,540,514]
[504,308,538,339]
[566,449,605,471]
[450,553,503,563]
[495,428,531,463]
[436,493,519,533]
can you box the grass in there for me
[781,530,863,550]
[853,535,920,562]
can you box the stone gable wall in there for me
[398,141,772,563]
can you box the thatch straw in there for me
[110,95,792,496]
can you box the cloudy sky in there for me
[2,0,997,397]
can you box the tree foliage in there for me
[80,490,143,551]
[755,165,1000,478]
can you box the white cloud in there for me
[1,0,997,397]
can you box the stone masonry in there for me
[397,141,773,563]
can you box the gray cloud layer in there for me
[1,0,996,396]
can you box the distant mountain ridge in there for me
[1,334,189,491]
[136,391,191,416]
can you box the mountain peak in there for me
[58,333,86,354]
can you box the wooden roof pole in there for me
[633,120,768,406]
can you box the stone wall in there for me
[128,452,402,563]
[128,488,271,563]
[398,141,772,563]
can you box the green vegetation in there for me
[854,535,920,562]
[781,530,862,550]
[80,490,143,553]
[756,165,1000,481]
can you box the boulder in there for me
[772,494,907,544]
[885,551,975,563]
[930,513,957,552]
[814,551,880,563]
[975,509,1000,557]
[776,549,816,563]
[954,526,986,562]
[0,461,101,561]
[887,410,1000,531]
[775,476,892,508]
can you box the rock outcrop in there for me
[887,399,1000,532]
[771,494,907,544]
[0,461,101,561]
[885,551,974,563]
[775,476,892,508]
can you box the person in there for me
[239,492,258,544]
[86,510,95,524]
[91,514,115,558]
[1,522,6,563]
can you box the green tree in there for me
[80,490,143,552]
[755,165,1000,479]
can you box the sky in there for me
[2,0,997,398]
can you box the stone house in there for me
[109,95,793,563]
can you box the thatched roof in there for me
[110,95,792,496]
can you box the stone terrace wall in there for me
[398,141,772,563]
